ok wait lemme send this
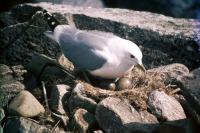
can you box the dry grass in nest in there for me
[77,67,178,110]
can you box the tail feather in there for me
[43,10,60,31]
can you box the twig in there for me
[166,84,177,88]
[51,120,60,133]
[171,88,181,94]
[42,81,50,113]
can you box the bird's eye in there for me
[130,54,135,58]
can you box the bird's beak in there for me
[136,64,146,73]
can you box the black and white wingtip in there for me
[42,10,60,31]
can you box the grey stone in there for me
[0,126,3,133]
[93,130,104,133]
[139,111,158,124]
[176,95,200,125]
[52,112,69,129]
[53,127,67,133]
[0,109,3,133]
[73,108,96,133]
[0,108,5,122]
[68,83,97,113]
[178,67,200,116]
[26,53,66,80]
[50,84,71,115]
[36,0,105,8]
[155,119,198,133]
[148,90,186,121]
[103,0,196,18]
[8,90,45,117]
[0,64,25,108]
[0,11,60,66]
[4,117,50,133]
[96,97,145,133]
[148,63,189,80]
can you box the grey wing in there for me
[58,31,108,71]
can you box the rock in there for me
[155,119,198,133]
[0,108,5,122]
[51,112,69,129]
[0,10,60,66]
[1,3,199,70]
[139,111,158,124]
[4,117,50,133]
[0,64,25,108]
[178,67,200,115]
[0,126,2,133]
[103,0,196,18]
[0,108,4,133]
[176,95,200,125]
[50,84,71,115]
[57,54,74,71]
[93,130,104,133]
[148,63,189,80]
[126,111,160,133]
[36,0,105,8]
[96,97,145,133]
[53,127,67,133]
[148,90,186,121]
[73,108,96,133]
[8,90,45,117]
[68,83,97,113]
[26,53,67,80]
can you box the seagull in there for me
[42,10,146,80]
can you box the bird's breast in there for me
[89,60,133,79]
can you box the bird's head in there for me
[123,40,146,73]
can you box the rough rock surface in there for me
[103,0,197,18]
[4,117,50,133]
[178,67,200,115]
[148,63,190,80]
[73,108,96,133]
[96,97,147,133]
[36,0,105,8]
[0,127,2,133]
[0,108,4,122]
[68,83,97,113]
[50,84,71,115]
[139,111,158,124]
[0,64,25,108]
[155,119,198,133]
[0,3,199,70]
[148,90,186,121]
[52,112,69,128]
[0,109,4,133]
[177,95,200,125]
[8,90,45,117]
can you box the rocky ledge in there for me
[0,2,200,133]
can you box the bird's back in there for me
[53,25,111,71]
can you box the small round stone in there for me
[117,77,132,90]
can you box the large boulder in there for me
[96,97,157,133]
[4,117,50,133]
[148,90,186,121]
[178,67,200,115]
